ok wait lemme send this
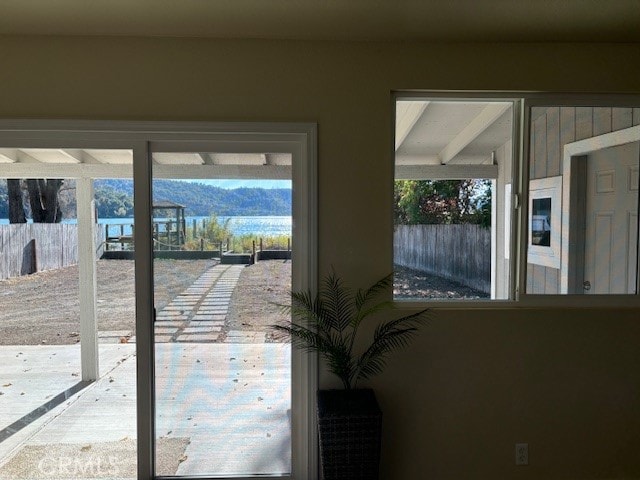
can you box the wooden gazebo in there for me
[152,201,186,250]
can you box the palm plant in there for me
[273,271,430,390]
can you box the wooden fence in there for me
[0,224,105,281]
[394,224,491,293]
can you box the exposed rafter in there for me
[0,147,293,179]
[21,148,81,164]
[438,103,511,165]
[0,148,17,163]
[395,101,429,151]
[198,153,214,165]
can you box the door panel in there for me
[585,142,639,294]
[150,147,293,477]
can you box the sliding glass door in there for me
[149,144,295,477]
[0,121,317,480]
[132,126,316,479]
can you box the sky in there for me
[178,179,291,189]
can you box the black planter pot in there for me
[317,388,382,480]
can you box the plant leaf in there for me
[354,273,392,312]
[353,308,430,386]
[321,270,355,334]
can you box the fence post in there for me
[260,237,263,252]
[287,237,291,251]
[252,240,256,263]
[200,238,204,251]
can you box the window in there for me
[394,94,640,303]
[524,103,640,296]
[393,97,518,301]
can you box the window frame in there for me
[392,91,523,307]
[392,91,640,308]
[519,95,640,307]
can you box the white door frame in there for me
[560,124,640,294]
[0,120,319,480]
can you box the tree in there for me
[394,179,491,226]
[27,179,63,223]
[94,185,133,218]
[7,179,26,223]
[204,213,232,244]
[5,178,64,223]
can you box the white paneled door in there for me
[584,141,639,294]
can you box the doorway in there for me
[560,125,640,294]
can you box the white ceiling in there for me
[0,0,639,42]
[0,103,513,179]
[0,150,292,179]
[396,101,513,167]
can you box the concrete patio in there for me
[0,262,291,478]
[0,342,291,478]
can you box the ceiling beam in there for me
[438,103,511,165]
[0,148,18,163]
[395,154,441,165]
[20,148,81,164]
[198,153,213,165]
[16,150,41,163]
[395,101,429,151]
[64,149,103,164]
[396,164,498,180]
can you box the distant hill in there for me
[0,179,292,219]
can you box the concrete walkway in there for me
[0,263,291,478]
[150,264,262,343]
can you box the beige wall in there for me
[1,37,640,478]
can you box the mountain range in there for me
[0,179,292,219]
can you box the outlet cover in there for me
[515,443,528,466]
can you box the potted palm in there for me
[273,271,429,480]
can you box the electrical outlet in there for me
[515,443,528,466]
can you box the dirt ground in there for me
[394,264,489,300]
[1,260,482,345]
[0,259,290,345]
[227,260,291,342]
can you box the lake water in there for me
[0,215,292,237]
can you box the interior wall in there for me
[1,37,640,479]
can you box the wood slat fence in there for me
[0,224,105,281]
[394,224,491,293]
